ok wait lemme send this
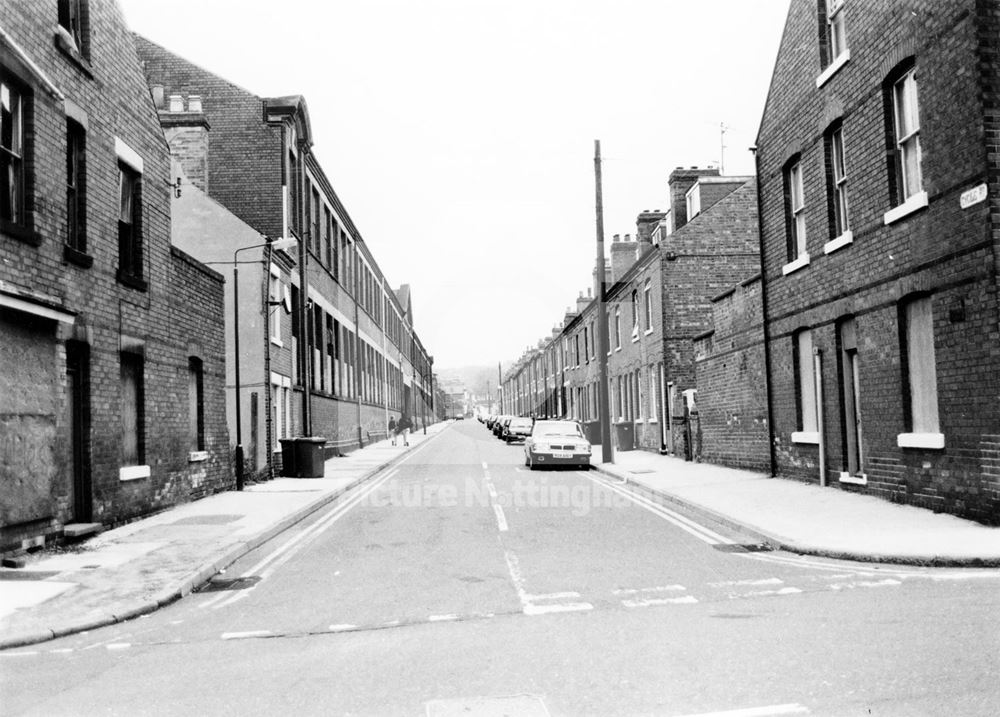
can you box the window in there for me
[827,124,849,239]
[66,120,86,253]
[685,182,701,220]
[188,357,204,452]
[901,296,939,435]
[793,329,818,438]
[891,66,922,203]
[310,187,320,255]
[631,289,639,340]
[57,0,88,58]
[824,0,847,63]
[583,326,589,362]
[121,352,145,466]
[269,272,283,344]
[117,162,143,284]
[643,280,652,332]
[324,207,332,268]
[1,79,25,230]
[785,159,807,261]
[648,365,658,421]
[837,318,863,477]
[614,308,621,350]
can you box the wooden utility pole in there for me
[594,140,614,463]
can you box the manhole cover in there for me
[196,575,261,592]
[0,570,62,581]
[171,514,243,526]
[713,543,773,553]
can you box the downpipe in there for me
[813,348,826,488]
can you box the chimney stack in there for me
[636,208,667,248]
[667,166,719,232]
[160,92,211,193]
[610,234,638,284]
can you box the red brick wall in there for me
[757,0,1000,523]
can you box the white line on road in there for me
[612,585,686,596]
[328,624,357,632]
[829,579,901,590]
[427,614,460,622]
[581,472,733,545]
[732,587,803,598]
[621,595,698,608]
[492,503,509,532]
[105,643,131,650]
[709,578,785,587]
[671,704,809,717]
[220,630,272,641]
[523,602,594,615]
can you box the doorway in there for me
[65,342,91,522]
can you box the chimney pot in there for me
[168,94,184,112]
[187,95,203,112]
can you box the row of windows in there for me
[283,292,405,410]
[792,295,940,476]
[783,58,923,266]
[2,71,147,288]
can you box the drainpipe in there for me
[354,245,363,448]
[380,275,389,439]
[813,347,826,487]
[753,146,777,478]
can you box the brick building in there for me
[135,38,435,462]
[756,0,1000,522]
[1,1,230,552]
[694,275,769,471]
[502,170,760,463]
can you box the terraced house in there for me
[756,0,1000,522]
[1,0,230,552]
[135,37,435,471]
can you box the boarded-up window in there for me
[903,296,939,432]
[121,352,144,465]
[795,329,817,432]
[188,357,204,451]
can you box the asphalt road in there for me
[3,421,1000,716]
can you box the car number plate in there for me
[553,451,573,458]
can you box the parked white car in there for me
[524,420,592,470]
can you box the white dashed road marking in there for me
[672,704,810,717]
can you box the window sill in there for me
[648,418,658,424]
[782,253,811,276]
[117,271,148,292]
[54,30,94,79]
[883,191,928,225]
[188,451,209,463]
[838,471,867,485]
[815,49,850,88]
[270,337,284,348]
[897,432,945,449]
[823,230,853,255]
[614,347,622,353]
[791,431,819,444]
[119,465,151,481]
[644,328,654,336]
[1,219,42,247]
[64,244,94,268]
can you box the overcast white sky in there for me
[119,0,790,371]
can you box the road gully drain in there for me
[712,543,774,553]
[196,575,262,592]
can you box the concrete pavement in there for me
[4,419,1000,650]
[0,422,449,650]
[590,446,1000,567]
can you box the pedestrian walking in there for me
[388,416,397,446]
[398,414,412,446]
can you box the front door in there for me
[65,342,91,522]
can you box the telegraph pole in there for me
[594,140,613,463]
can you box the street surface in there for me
[3,421,1000,716]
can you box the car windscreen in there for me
[532,422,584,437]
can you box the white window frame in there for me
[643,280,652,333]
[269,268,284,346]
[898,296,943,448]
[789,160,807,259]
[685,182,701,220]
[614,309,621,351]
[830,125,849,239]
[893,68,923,202]
[827,0,847,62]
[792,329,819,443]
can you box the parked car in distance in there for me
[491,415,510,437]
[504,417,534,443]
[524,420,592,470]
[495,416,513,439]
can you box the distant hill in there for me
[436,364,509,397]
